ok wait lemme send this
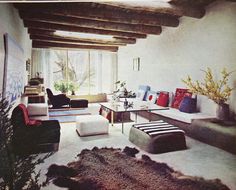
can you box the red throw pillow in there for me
[28,119,42,126]
[156,92,169,107]
[18,104,42,126]
[171,88,192,109]
[18,104,30,125]
[148,95,153,101]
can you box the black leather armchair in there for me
[46,88,70,108]
[11,104,61,154]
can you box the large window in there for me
[32,49,117,95]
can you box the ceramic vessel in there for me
[216,103,230,121]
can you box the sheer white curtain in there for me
[101,52,117,93]
[31,49,51,88]
[31,48,117,94]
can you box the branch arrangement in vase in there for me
[182,67,234,105]
[114,81,135,98]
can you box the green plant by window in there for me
[54,80,68,93]
[54,81,78,94]
[182,68,234,105]
[68,82,79,93]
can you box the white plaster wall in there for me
[0,3,32,96]
[118,1,236,116]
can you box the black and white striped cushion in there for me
[133,120,185,137]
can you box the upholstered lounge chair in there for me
[11,104,61,154]
[46,88,70,108]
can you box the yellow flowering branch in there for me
[182,68,234,105]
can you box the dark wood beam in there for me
[170,3,206,18]
[15,3,179,27]
[33,38,122,47]
[24,20,147,39]
[168,0,217,18]
[101,2,182,17]
[28,29,136,44]
[103,2,206,19]
[29,34,127,46]
[28,28,55,35]
[112,37,136,44]
[20,11,162,35]
[32,40,118,52]
[169,0,216,7]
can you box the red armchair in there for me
[11,104,61,154]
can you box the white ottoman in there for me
[27,103,48,116]
[76,115,109,136]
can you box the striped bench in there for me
[129,120,187,153]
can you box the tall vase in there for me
[216,103,230,121]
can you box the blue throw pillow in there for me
[179,96,197,113]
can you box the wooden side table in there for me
[23,93,46,103]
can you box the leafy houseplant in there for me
[68,82,79,95]
[54,80,78,94]
[54,80,68,93]
[182,67,234,120]
[0,96,52,190]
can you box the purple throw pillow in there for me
[179,96,197,113]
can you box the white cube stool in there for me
[27,103,48,116]
[76,115,109,136]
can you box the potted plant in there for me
[54,81,78,95]
[54,80,68,93]
[0,96,52,190]
[68,82,79,95]
[182,67,234,121]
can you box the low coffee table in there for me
[100,101,169,133]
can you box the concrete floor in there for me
[38,110,236,190]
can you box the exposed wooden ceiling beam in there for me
[102,0,206,18]
[24,20,147,39]
[112,37,136,44]
[33,39,122,47]
[28,29,136,44]
[19,11,162,35]
[29,34,128,46]
[100,2,213,20]
[32,40,118,52]
[99,2,183,17]
[28,28,55,35]
[169,0,217,18]
[169,0,216,7]
[15,3,179,27]
[172,4,205,18]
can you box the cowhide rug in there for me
[45,147,230,190]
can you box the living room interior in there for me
[0,1,236,190]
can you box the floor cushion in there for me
[27,103,48,116]
[129,120,186,153]
[76,115,109,136]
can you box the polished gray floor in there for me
[38,112,236,190]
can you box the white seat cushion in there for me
[153,108,215,124]
[27,103,48,116]
[76,115,109,136]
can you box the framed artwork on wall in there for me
[2,33,24,104]
[133,57,140,71]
